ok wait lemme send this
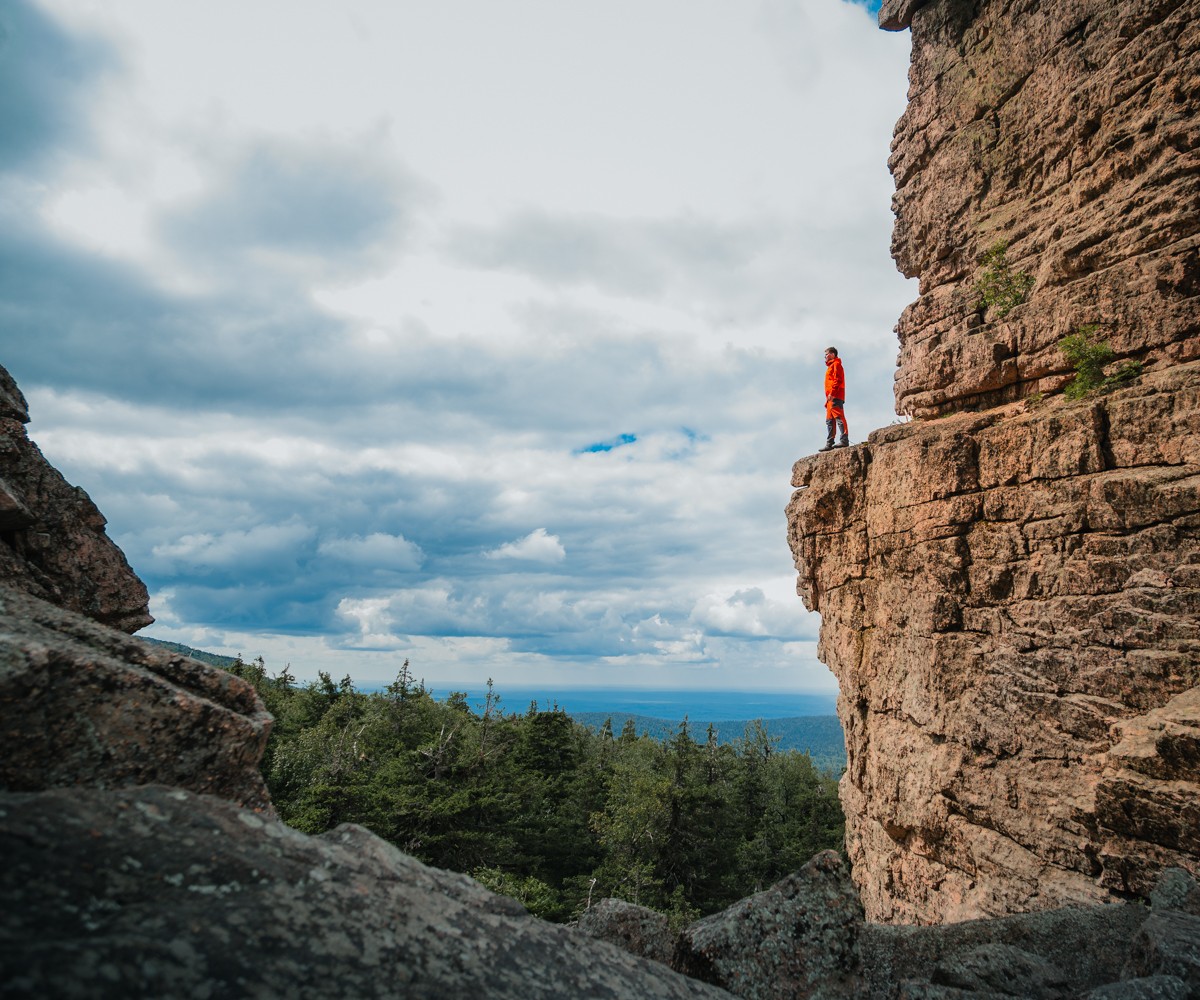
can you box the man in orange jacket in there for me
[820,346,849,452]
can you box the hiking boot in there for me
[835,439,849,448]
[819,443,835,452]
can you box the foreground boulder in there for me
[673,850,863,998]
[0,785,734,1000]
[582,858,1200,1000]
[576,898,676,966]
[0,585,273,812]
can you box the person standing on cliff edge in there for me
[820,346,849,452]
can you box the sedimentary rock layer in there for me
[788,363,1200,923]
[0,364,151,631]
[884,0,1200,418]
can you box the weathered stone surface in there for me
[0,364,150,631]
[0,585,273,813]
[673,850,863,999]
[575,897,676,966]
[788,363,1200,924]
[1127,910,1200,995]
[927,942,1070,998]
[0,785,734,1000]
[1084,977,1191,1000]
[886,0,1200,419]
[858,901,1150,999]
[1150,868,1200,917]
[879,0,931,31]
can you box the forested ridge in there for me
[218,653,845,924]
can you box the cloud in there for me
[4,0,914,693]
[689,587,817,641]
[318,532,425,572]
[0,0,115,171]
[485,529,566,564]
[149,521,316,577]
[449,210,766,299]
[159,136,435,285]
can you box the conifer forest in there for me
[230,657,845,925]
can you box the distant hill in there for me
[140,638,241,670]
[570,711,846,774]
[137,637,847,773]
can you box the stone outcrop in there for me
[0,364,151,631]
[786,0,1200,925]
[0,584,274,812]
[788,363,1200,923]
[673,850,864,999]
[881,0,1199,420]
[583,854,1200,1000]
[575,898,677,966]
[0,785,734,1000]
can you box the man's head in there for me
[825,346,838,360]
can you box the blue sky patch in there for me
[577,433,637,454]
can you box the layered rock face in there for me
[0,364,151,631]
[787,0,1200,924]
[882,0,1199,419]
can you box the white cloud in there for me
[485,528,567,564]
[318,533,424,571]
[149,521,315,573]
[8,0,909,694]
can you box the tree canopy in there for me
[230,657,845,923]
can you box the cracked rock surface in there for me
[0,785,733,1000]
[788,364,1200,924]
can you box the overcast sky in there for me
[2,0,913,694]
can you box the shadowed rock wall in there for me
[787,0,1200,925]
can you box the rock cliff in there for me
[881,0,1199,420]
[0,364,151,631]
[788,0,1200,924]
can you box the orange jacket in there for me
[825,357,845,401]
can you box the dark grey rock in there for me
[1127,911,1200,994]
[576,897,675,965]
[673,850,863,1000]
[929,942,1069,998]
[0,786,735,1000]
[1084,976,1191,1000]
[1151,870,1200,918]
[0,586,273,812]
[896,983,1010,1000]
[859,903,1150,1000]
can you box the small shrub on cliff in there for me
[973,240,1035,318]
[1060,325,1143,399]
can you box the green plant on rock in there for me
[1060,324,1143,400]
[973,240,1035,318]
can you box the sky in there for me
[1,0,914,695]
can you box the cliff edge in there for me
[0,364,152,631]
[787,0,1200,924]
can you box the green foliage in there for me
[227,660,845,924]
[1060,324,1143,400]
[973,240,1034,318]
